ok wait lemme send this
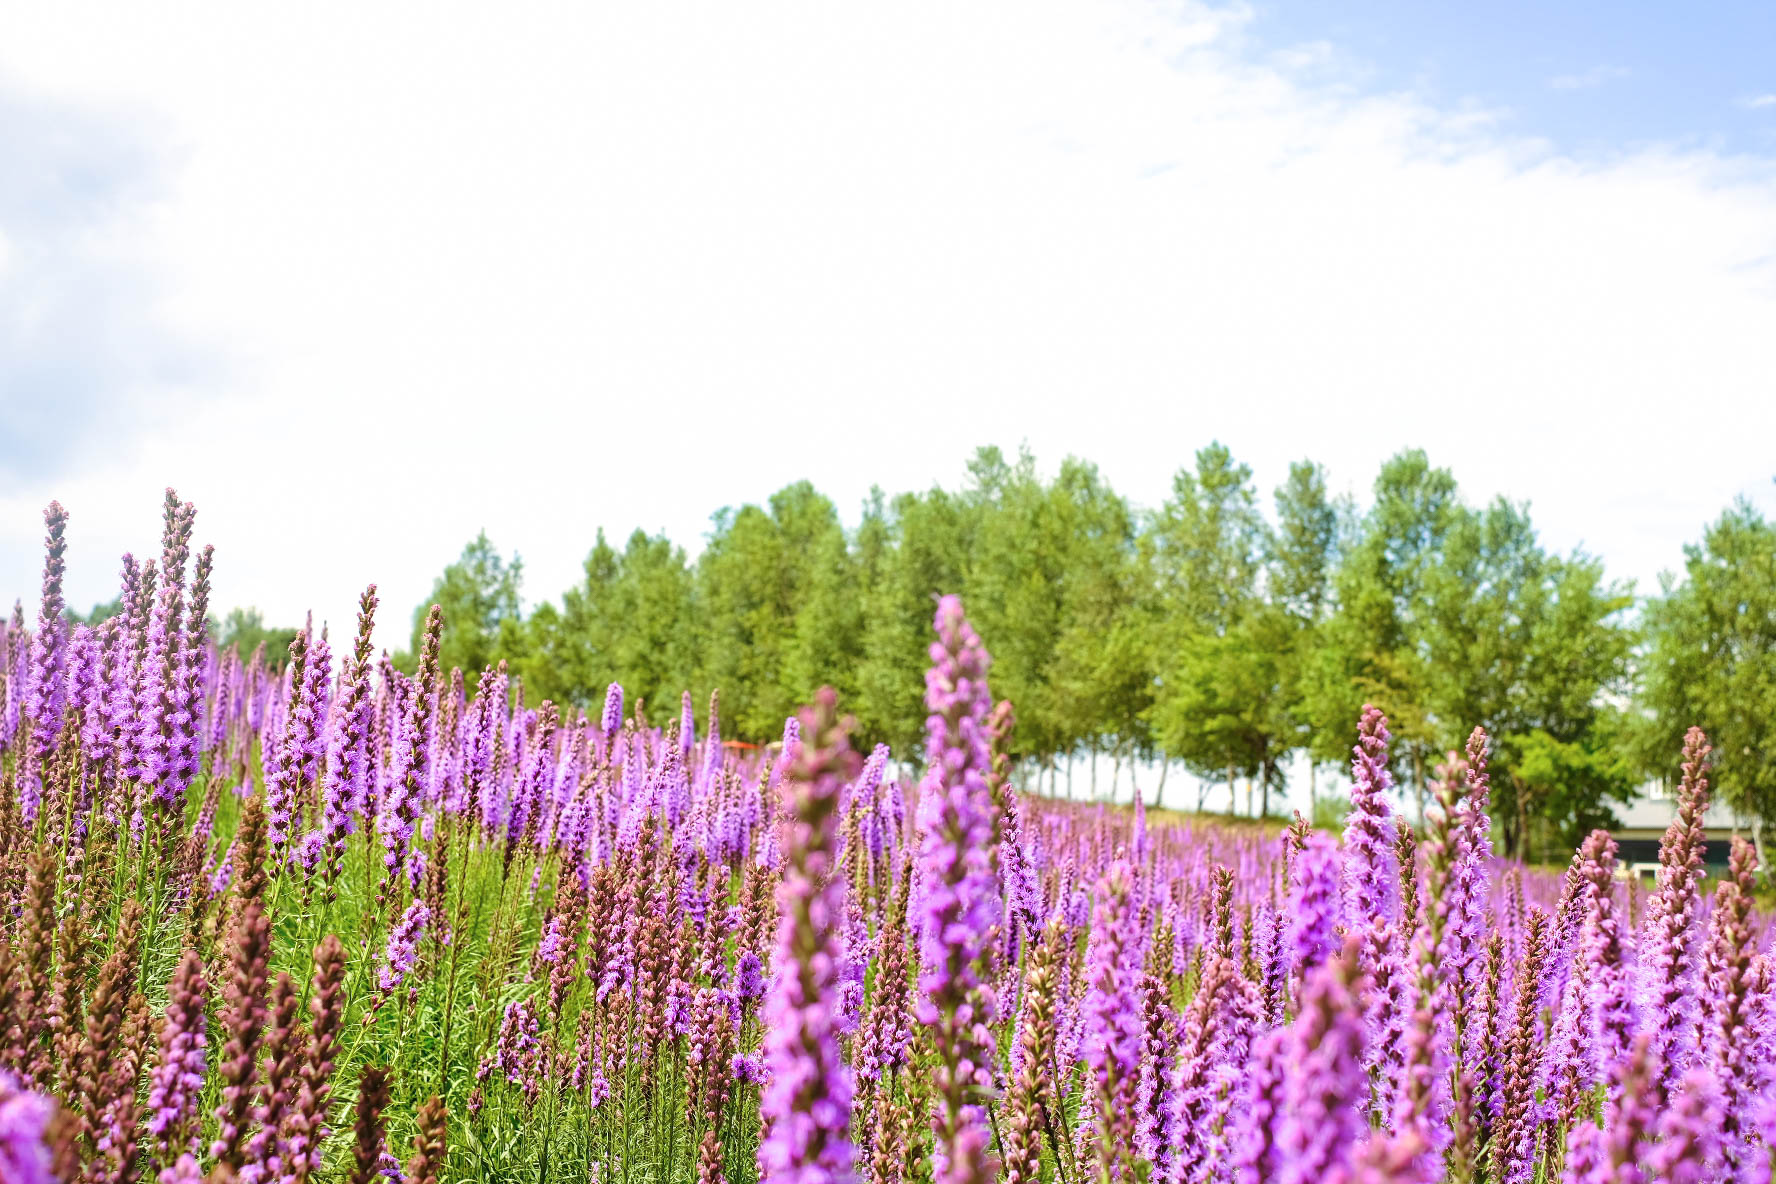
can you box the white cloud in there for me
[1743,94,1776,110]
[0,0,1772,660]
[1549,64,1630,91]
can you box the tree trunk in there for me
[1755,817,1768,883]
[1227,765,1237,817]
[1067,751,1074,800]
[1092,747,1099,799]
[1156,759,1169,810]
[1509,779,1529,863]
[1411,744,1427,829]
[1111,746,1123,803]
[1260,759,1272,820]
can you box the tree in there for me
[1511,718,1640,863]
[1147,444,1290,813]
[1643,499,1776,848]
[852,486,974,759]
[1044,458,1150,795]
[217,607,300,670]
[1269,461,1352,811]
[1304,450,1463,813]
[1419,499,1636,855]
[411,532,525,680]
[73,598,124,626]
[525,528,695,712]
[694,482,855,740]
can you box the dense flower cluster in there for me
[0,490,1769,1184]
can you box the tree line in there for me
[369,444,1774,860]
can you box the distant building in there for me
[1610,779,1749,879]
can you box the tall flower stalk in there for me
[757,686,861,1184]
[912,596,1002,1184]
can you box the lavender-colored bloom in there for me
[1345,707,1407,1100]
[1083,860,1142,1175]
[24,503,70,754]
[83,618,124,789]
[600,682,623,745]
[1289,833,1345,990]
[465,666,504,830]
[1706,838,1770,1176]
[1566,1034,1657,1184]
[378,673,421,878]
[1440,730,1495,1067]
[1649,1071,1725,1184]
[1640,728,1712,1103]
[1234,1028,1288,1184]
[147,951,209,1158]
[912,596,1001,1184]
[834,894,869,1036]
[100,554,142,782]
[265,629,311,858]
[758,688,859,1184]
[735,946,766,1003]
[1280,937,1369,1184]
[1344,705,1398,921]
[1170,951,1264,1184]
[21,503,70,821]
[163,542,213,795]
[0,1071,56,1184]
[67,623,103,794]
[491,999,545,1104]
[208,843,237,900]
[317,587,377,889]
[379,899,432,992]
[160,1154,204,1183]
[138,492,196,807]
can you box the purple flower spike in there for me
[1083,860,1142,1177]
[913,595,1000,1184]
[1280,936,1370,1184]
[380,899,432,993]
[147,951,209,1160]
[1289,832,1345,992]
[1641,728,1712,1103]
[21,502,70,821]
[0,1070,56,1184]
[758,687,860,1184]
[600,682,624,744]
[1344,705,1399,920]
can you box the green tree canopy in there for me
[1643,499,1776,828]
[411,531,525,680]
[218,607,301,670]
[390,444,1699,851]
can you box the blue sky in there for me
[1246,1,1776,156]
[0,0,1772,665]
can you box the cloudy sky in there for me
[2,0,1773,653]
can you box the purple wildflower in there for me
[1640,728,1712,1103]
[758,688,860,1184]
[147,950,209,1161]
[380,899,432,993]
[1083,860,1142,1179]
[21,503,70,821]
[1280,937,1370,1184]
[1289,832,1345,992]
[0,1071,56,1184]
[912,596,1001,1184]
[600,682,623,746]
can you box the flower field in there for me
[0,490,1766,1184]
